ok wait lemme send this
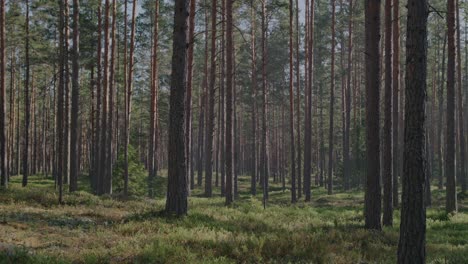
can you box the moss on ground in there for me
[0,175,467,263]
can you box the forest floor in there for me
[0,174,467,264]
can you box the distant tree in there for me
[22,0,31,187]
[397,0,428,261]
[327,0,336,195]
[165,0,189,215]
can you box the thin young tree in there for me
[446,0,457,213]
[69,0,80,192]
[364,0,382,230]
[165,0,189,215]
[397,0,428,261]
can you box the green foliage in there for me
[112,145,148,197]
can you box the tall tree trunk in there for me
[343,0,352,191]
[455,0,466,193]
[382,0,393,226]
[225,0,234,205]
[57,0,67,203]
[22,0,31,187]
[165,0,189,216]
[69,0,80,192]
[0,0,6,188]
[397,0,428,261]
[295,0,301,198]
[288,0,297,203]
[186,0,195,193]
[95,1,103,194]
[99,0,110,195]
[250,0,257,196]
[260,0,269,207]
[364,0,382,230]
[446,0,457,213]
[438,34,447,190]
[392,0,400,207]
[303,0,314,201]
[204,0,217,197]
[125,0,137,196]
[327,0,336,195]
[149,0,160,197]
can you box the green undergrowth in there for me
[0,175,467,263]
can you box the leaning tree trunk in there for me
[397,0,428,262]
[364,0,382,230]
[165,0,189,216]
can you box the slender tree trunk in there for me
[327,0,336,195]
[204,0,217,197]
[69,0,80,192]
[165,0,189,216]
[392,0,400,207]
[446,0,457,213]
[288,0,297,203]
[57,0,67,203]
[382,0,393,226]
[22,0,31,187]
[260,0,269,207]
[343,0,353,191]
[250,0,257,196]
[364,0,382,230]
[397,0,428,261]
[438,34,447,190]
[95,2,103,194]
[149,0,159,197]
[304,0,314,201]
[186,0,195,193]
[0,0,5,188]
[225,0,234,205]
[295,0,301,198]
[455,0,466,193]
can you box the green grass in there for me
[0,175,467,263]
